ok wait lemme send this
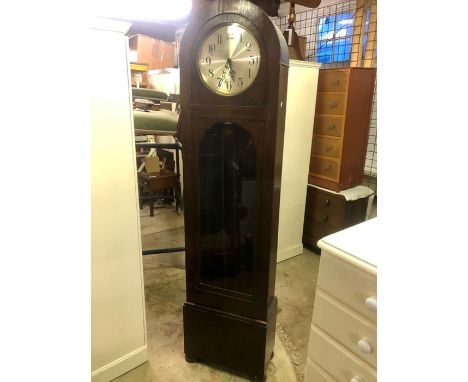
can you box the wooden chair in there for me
[138,157,180,216]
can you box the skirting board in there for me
[277,243,303,263]
[91,345,148,382]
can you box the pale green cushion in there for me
[131,87,168,101]
[133,109,178,133]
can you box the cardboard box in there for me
[129,35,176,70]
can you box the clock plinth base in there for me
[183,298,277,380]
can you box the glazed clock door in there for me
[191,119,263,313]
[199,122,257,293]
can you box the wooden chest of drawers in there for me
[303,185,369,252]
[309,68,376,192]
[305,219,378,382]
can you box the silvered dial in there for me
[197,23,261,96]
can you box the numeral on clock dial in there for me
[197,23,261,96]
[248,56,259,65]
[208,43,215,55]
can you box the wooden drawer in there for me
[308,325,376,382]
[306,189,345,216]
[313,291,377,368]
[311,209,345,230]
[310,156,339,180]
[312,136,342,158]
[316,250,377,323]
[303,217,338,238]
[317,70,349,92]
[305,358,334,382]
[313,114,344,137]
[316,93,347,115]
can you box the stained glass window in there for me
[316,12,353,64]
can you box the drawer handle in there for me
[324,165,332,171]
[332,79,340,86]
[324,199,330,206]
[326,145,333,152]
[358,338,373,354]
[365,296,377,312]
[329,102,338,108]
[328,124,336,130]
[322,215,328,222]
[350,377,364,382]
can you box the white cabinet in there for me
[277,60,321,263]
[91,18,147,382]
[305,219,378,382]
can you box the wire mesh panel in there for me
[272,0,377,192]
[174,1,377,192]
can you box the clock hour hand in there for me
[218,73,225,88]
[218,69,227,88]
[217,60,231,88]
[226,58,236,81]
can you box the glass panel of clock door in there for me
[199,122,257,294]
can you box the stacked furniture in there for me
[303,68,376,252]
[130,62,149,88]
[133,109,179,135]
[128,34,176,70]
[131,88,179,136]
[305,219,378,382]
[131,87,168,103]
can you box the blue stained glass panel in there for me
[316,11,353,64]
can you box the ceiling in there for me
[125,0,322,42]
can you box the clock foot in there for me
[251,376,266,382]
[270,351,274,360]
[185,354,198,363]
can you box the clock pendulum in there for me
[178,1,289,380]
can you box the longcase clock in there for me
[179,1,289,380]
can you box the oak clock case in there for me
[178,0,289,380]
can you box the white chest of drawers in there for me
[305,219,378,382]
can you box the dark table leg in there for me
[149,193,155,217]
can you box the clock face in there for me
[197,23,261,96]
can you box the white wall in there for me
[91,18,148,382]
